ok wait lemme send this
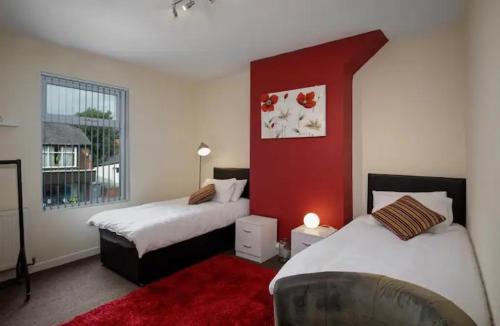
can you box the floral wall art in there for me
[260,85,326,139]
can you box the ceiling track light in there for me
[171,0,215,18]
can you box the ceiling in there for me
[0,0,465,80]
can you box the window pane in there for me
[63,153,74,167]
[42,74,127,209]
[46,84,118,120]
[54,152,60,167]
[43,153,49,168]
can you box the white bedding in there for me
[269,215,490,325]
[88,197,249,258]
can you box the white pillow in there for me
[372,191,447,212]
[202,178,236,203]
[230,179,248,202]
[428,197,454,233]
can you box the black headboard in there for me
[367,173,466,227]
[213,168,250,199]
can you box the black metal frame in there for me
[99,167,250,285]
[367,173,467,227]
[0,159,30,301]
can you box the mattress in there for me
[269,215,491,326]
[88,197,249,258]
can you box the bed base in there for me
[100,224,235,285]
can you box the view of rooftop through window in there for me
[41,74,127,209]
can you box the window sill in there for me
[42,198,130,212]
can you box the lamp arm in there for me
[198,155,202,188]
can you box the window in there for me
[43,146,77,168]
[41,74,128,209]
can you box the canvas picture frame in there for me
[260,85,326,139]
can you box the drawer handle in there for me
[243,229,252,233]
[243,245,252,249]
[302,242,311,247]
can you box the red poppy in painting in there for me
[296,91,317,109]
[261,94,278,112]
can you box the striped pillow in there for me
[188,184,216,205]
[372,195,446,240]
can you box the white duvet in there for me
[270,215,491,326]
[88,197,249,258]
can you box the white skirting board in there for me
[0,246,99,283]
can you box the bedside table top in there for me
[237,215,277,226]
[292,225,336,238]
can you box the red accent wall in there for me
[250,31,388,239]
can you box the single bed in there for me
[89,167,250,285]
[269,174,491,325]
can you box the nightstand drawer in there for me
[291,226,336,256]
[236,222,261,240]
[292,233,320,255]
[235,241,261,257]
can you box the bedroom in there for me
[0,0,498,325]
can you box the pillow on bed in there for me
[427,197,454,234]
[231,179,247,202]
[188,184,216,205]
[203,178,237,203]
[372,195,446,241]
[372,191,447,212]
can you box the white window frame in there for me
[42,145,78,169]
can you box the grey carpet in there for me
[0,252,283,326]
[0,256,136,326]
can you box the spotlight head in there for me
[182,0,195,11]
[172,5,178,18]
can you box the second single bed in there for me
[269,174,491,325]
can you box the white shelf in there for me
[0,120,19,127]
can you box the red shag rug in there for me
[61,255,276,326]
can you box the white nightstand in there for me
[235,215,277,263]
[291,225,336,256]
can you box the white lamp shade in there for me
[303,212,320,229]
[197,142,211,156]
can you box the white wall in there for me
[0,29,198,276]
[193,70,250,182]
[466,0,500,322]
[353,24,467,216]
